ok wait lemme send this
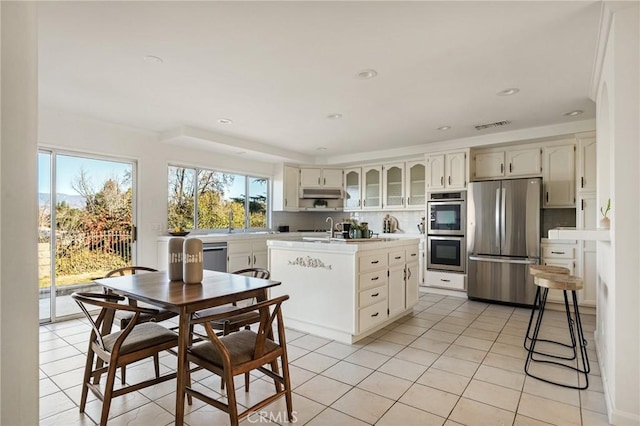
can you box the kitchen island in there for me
[267,237,420,343]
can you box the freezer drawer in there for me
[468,256,538,305]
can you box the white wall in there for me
[39,108,275,268]
[594,3,640,424]
[0,2,39,424]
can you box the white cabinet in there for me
[405,161,426,209]
[543,143,576,208]
[362,165,382,209]
[473,151,505,179]
[541,240,577,303]
[506,147,542,177]
[405,260,420,308]
[577,133,597,193]
[473,147,541,180]
[425,270,466,291]
[383,163,405,209]
[300,168,343,188]
[426,151,467,191]
[344,168,362,211]
[272,165,299,212]
[227,239,267,272]
[388,249,406,317]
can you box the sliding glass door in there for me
[38,150,137,322]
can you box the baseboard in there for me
[594,331,640,425]
[419,286,467,299]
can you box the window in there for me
[168,166,268,231]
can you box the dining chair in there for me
[193,267,270,390]
[104,266,178,384]
[183,295,293,426]
[72,292,179,426]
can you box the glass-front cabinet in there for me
[344,168,362,211]
[363,165,382,209]
[406,161,425,209]
[383,163,405,209]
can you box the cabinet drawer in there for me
[542,246,575,259]
[359,300,387,332]
[406,247,419,262]
[359,285,387,308]
[425,270,465,290]
[227,241,252,254]
[389,250,405,266]
[359,270,388,291]
[359,253,388,273]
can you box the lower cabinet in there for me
[227,239,268,272]
[541,240,577,304]
[425,270,466,291]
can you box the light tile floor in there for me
[39,291,610,425]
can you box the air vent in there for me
[474,120,511,131]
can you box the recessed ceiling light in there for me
[316,147,328,151]
[356,69,378,80]
[143,55,163,64]
[327,113,343,119]
[437,126,451,131]
[564,110,583,117]
[217,118,233,124]
[497,88,519,96]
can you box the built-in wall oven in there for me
[427,191,466,273]
[427,235,466,273]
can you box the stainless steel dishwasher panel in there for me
[203,242,228,272]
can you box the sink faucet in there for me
[325,217,333,238]
[228,210,234,233]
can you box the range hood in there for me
[299,188,345,199]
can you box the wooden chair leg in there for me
[244,372,250,390]
[100,363,119,426]
[224,368,240,426]
[280,354,294,422]
[120,365,126,385]
[153,353,160,378]
[270,360,281,392]
[80,347,96,412]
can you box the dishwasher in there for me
[203,242,228,272]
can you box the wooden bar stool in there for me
[524,265,570,352]
[524,272,590,389]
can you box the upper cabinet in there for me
[576,132,596,194]
[426,150,467,191]
[472,147,541,180]
[344,168,362,211]
[405,161,426,209]
[383,163,405,209]
[543,142,576,208]
[300,168,343,188]
[363,165,382,209]
[272,165,300,212]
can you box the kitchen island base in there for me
[267,238,420,344]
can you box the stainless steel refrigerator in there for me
[467,178,541,305]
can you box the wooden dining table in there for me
[94,269,281,426]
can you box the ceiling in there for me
[37,1,601,164]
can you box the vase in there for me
[183,238,204,284]
[599,216,610,229]
[168,237,185,281]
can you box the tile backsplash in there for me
[541,208,576,236]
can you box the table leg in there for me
[175,308,188,426]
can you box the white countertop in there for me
[548,227,611,241]
[158,231,425,244]
[267,237,420,253]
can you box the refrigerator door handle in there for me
[495,187,501,250]
[501,187,507,249]
[469,255,539,265]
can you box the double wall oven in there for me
[427,191,466,273]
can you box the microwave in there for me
[427,192,466,235]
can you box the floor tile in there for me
[395,346,440,367]
[378,330,419,346]
[454,335,494,351]
[295,374,352,406]
[291,351,338,373]
[462,327,499,342]
[40,377,60,397]
[399,383,459,418]
[40,407,98,426]
[289,334,331,351]
[473,364,525,391]
[417,368,471,395]
[363,339,405,356]
[462,379,521,412]
[410,337,452,354]
[39,391,77,420]
[449,397,515,426]
[331,387,394,424]
[523,376,580,407]
[443,344,488,363]
[393,323,428,337]
[314,341,360,359]
[357,371,412,400]
[307,407,369,426]
[321,360,373,386]
[423,329,459,344]
[378,357,428,382]
[581,408,610,426]
[432,355,480,378]
[517,392,581,425]
[107,402,174,426]
[513,414,553,425]
[377,402,446,426]
[432,321,467,335]
[344,348,390,369]
[490,341,529,359]
[580,389,608,414]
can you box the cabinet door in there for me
[363,166,382,209]
[383,163,405,209]
[388,265,405,317]
[473,152,505,179]
[405,261,419,308]
[406,161,425,208]
[578,250,597,307]
[300,168,322,188]
[252,251,268,269]
[446,152,467,189]
[322,169,343,188]
[426,155,445,190]
[228,252,252,272]
[543,144,575,207]
[344,168,362,210]
[578,193,597,251]
[578,136,596,193]
[283,165,299,211]
[506,147,541,177]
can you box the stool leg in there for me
[525,288,549,376]
[523,286,541,351]
[572,290,591,376]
